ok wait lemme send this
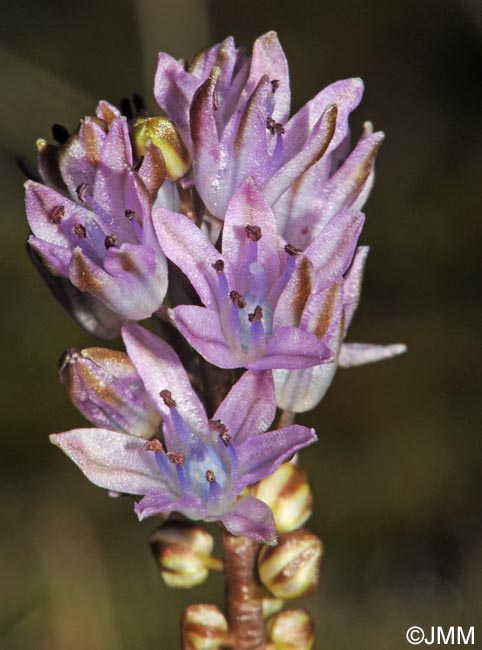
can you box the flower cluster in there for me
[23,32,405,544]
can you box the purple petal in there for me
[28,236,71,275]
[247,326,332,370]
[342,246,369,330]
[213,371,276,444]
[134,489,195,521]
[219,496,277,545]
[122,323,208,433]
[153,208,220,309]
[171,306,241,369]
[248,32,290,123]
[303,209,365,286]
[222,178,280,286]
[236,425,317,489]
[339,342,407,367]
[50,428,164,494]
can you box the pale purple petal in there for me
[50,429,164,494]
[219,497,277,545]
[134,490,201,521]
[248,31,290,123]
[122,323,207,433]
[172,306,241,369]
[236,425,317,489]
[273,363,338,412]
[339,342,407,367]
[247,326,332,370]
[343,246,369,330]
[28,236,71,275]
[213,370,276,444]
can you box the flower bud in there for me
[257,529,323,599]
[59,347,161,438]
[133,116,191,180]
[267,609,314,650]
[182,604,228,650]
[150,522,221,589]
[253,462,312,533]
[262,597,284,620]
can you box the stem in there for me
[223,533,266,650]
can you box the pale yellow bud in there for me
[150,522,222,589]
[133,116,191,180]
[257,529,323,599]
[182,604,228,650]
[262,597,284,619]
[253,463,312,533]
[267,609,314,650]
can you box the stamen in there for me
[248,305,263,323]
[285,243,302,256]
[52,123,70,144]
[72,224,87,239]
[159,389,177,408]
[104,235,117,249]
[220,431,232,447]
[75,183,89,202]
[209,419,232,446]
[229,290,247,308]
[271,79,280,92]
[266,117,285,135]
[167,451,185,465]
[212,259,224,273]
[49,205,65,225]
[205,470,216,483]
[245,224,262,241]
[125,209,137,222]
[143,439,164,453]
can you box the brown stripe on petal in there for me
[314,284,341,340]
[190,69,220,154]
[70,250,102,292]
[81,118,103,166]
[291,257,312,323]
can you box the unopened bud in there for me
[267,609,314,650]
[182,604,228,650]
[253,462,312,533]
[257,529,323,599]
[150,522,222,588]
[262,597,284,620]
[59,347,161,438]
[133,116,191,180]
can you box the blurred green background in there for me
[1,1,481,648]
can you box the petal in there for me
[50,428,164,494]
[236,425,317,489]
[222,178,280,287]
[153,208,220,309]
[339,342,407,367]
[248,31,290,123]
[342,246,369,330]
[213,370,276,444]
[134,489,200,521]
[219,496,277,545]
[171,305,241,369]
[28,236,71,276]
[137,140,166,199]
[247,326,332,370]
[303,209,365,286]
[273,363,339,412]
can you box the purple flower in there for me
[59,346,161,438]
[274,246,407,412]
[154,177,364,370]
[154,31,378,239]
[26,112,168,331]
[50,324,317,544]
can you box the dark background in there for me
[1,1,481,648]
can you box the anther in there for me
[159,389,177,408]
[49,205,65,225]
[104,235,117,249]
[51,123,70,144]
[72,223,87,238]
[144,439,164,453]
[267,117,285,135]
[271,79,280,93]
[167,451,185,465]
[75,183,89,202]
[229,290,247,309]
[125,209,137,222]
[248,305,263,322]
[245,224,262,241]
[285,243,302,256]
[206,470,216,483]
[212,259,224,273]
[209,419,228,434]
